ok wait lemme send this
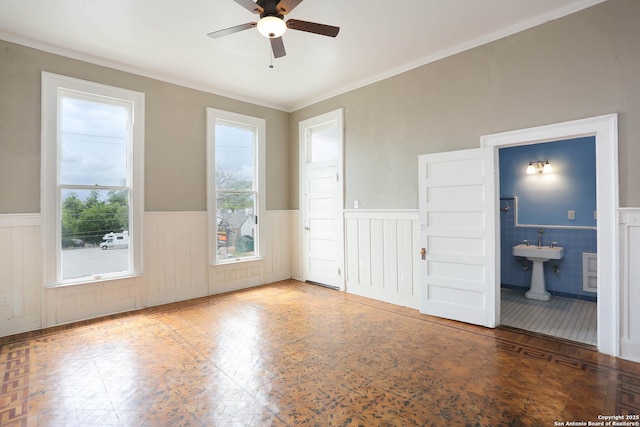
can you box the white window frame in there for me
[206,108,265,265]
[41,72,145,287]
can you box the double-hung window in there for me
[207,108,265,264]
[42,73,144,286]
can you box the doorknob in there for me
[305,226,310,231]
[420,248,427,260]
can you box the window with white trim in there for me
[42,73,144,286]
[207,108,265,264]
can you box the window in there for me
[42,73,144,286]
[207,108,265,264]
[308,122,340,163]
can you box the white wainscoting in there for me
[619,209,640,362]
[0,210,296,337]
[263,210,295,284]
[209,210,296,294]
[0,214,42,336]
[290,210,302,281]
[46,277,142,326]
[344,210,421,309]
[145,211,209,307]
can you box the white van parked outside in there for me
[100,231,129,250]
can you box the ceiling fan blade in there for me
[270,36,286,58]
[207,22,256,39]
[276,0,303,15]
[232,0,263,14]
[286,19,340,37]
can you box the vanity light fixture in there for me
[526,160,552,174]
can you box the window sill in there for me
[47,273,140,289]
[212,257,264,268]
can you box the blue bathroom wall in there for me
[499,137,597,301]
[500,137,596,227]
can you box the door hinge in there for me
[336,172,339,182]
[338,268,341,275]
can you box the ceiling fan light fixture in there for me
[257,16,286,38]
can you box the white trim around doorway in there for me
[481,114,619,357]
[298,108,346,290]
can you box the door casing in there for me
[481,114,619,357]
[298,109,345,290]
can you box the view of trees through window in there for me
[59,95,131,281]
[215,121,257,261]
[62,189,129,247]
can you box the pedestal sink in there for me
[513,244,564,301]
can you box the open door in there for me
[418,148,497,327]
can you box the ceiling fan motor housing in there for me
[258,0,285,37]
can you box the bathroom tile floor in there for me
[1,280,638,426]
[501,288,597,345]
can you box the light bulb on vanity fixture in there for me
[526,159,552,174]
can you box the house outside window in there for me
[41,73,144,286]
[207,108,265,264]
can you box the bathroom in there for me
[498,136,598,345]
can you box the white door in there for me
[300,109,344,289]
[418,148,497,327]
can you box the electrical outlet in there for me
[568,210,575,220]
[0,294,9,306]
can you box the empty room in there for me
[1,0,640,425]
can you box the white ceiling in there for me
[0,0,604,112]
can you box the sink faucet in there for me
[537,229,545,247]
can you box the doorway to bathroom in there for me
[497,137,597,345]
[481,114,619,356]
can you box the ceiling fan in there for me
[207,0,340,59]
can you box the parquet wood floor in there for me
[1,280,639,426]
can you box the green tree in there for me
[107,189,128,207]
[60,190,129,246]
[77,203,128,245]
[218,193,253,212]
[61,193,83,247]
[84,189,102,209]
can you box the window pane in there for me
[217,192,256,260]
[61,188,130,280]
[309,124,339,163]
[60,97,128,186]
[215,123,254,190]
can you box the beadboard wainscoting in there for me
[0,214,42,336]
[209,210,297,294]
[46,277,143,326]
[145,210,296,300]
[344,210,421,309]
[620,209,640,362]
[0,210,296,336]
[3,209,640,363]
[145,212,209,307]
[263,210,297,285]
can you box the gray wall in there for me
[2,0,639,214]
[0,40,290,213]
[289,0,640,210]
